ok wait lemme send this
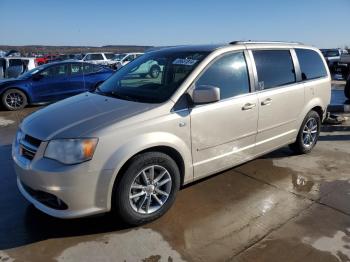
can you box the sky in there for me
[0,0,349,48]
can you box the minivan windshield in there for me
[96,50,209,103]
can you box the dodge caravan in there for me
[13,41,331,225]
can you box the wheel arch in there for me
[310,105,324,121]
[110,145,187,211]
[1,86,31,104]
[298,98,326,127]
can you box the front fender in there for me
[100,131,193,210]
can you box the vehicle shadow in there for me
[0,143,131,250]
[0,203,131,250]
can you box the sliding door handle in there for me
[261,98,272,106]
[242,103,256,110]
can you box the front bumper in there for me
[13,139,114,219]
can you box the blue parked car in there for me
[0,61,114,110]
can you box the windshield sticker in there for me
[173,58,198,66]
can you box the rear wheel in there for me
[289,110,321,154]
[114,152,180,225]
[2,89,28,111]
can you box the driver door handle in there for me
[242,103,256,111]
[261,98,272,106]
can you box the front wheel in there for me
[2,89,28,111]
[289,110,321,154]
[114,152,180,225]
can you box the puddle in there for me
[0,251,14,262]
[303,229,350,261]
[0,117,15,127]
[56,228,185,262]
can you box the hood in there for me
[21,92,157,140]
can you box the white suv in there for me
[0,57,37,79]
[81,52,116,66]
[114,52,144,69]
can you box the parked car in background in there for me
[113,52,143,69]
[0,57,37,79]
[55,54,77,61]
[81,52,116,67]
[334,53,350,80]
[320,48,342,72]
[0,50,7,57]
[12,42,330,225]
[35,54,59,65]
[126,59,162,78]
[345,75,350,99]
[0,61,113,110]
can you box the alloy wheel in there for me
[302,117,318,147]
[5,92,24,110]
[129,165,172,214]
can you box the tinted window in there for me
[296,49,327,80]
[91,54,104,60]
[123,55,134,62]
[104,53,115,59]
[196,52,250,100]
[9,59,23,66]
[253,50,296,90]
[41,65,68,78]
[71,64,82,75]
[71,63,101,75]
[85,54,103,61]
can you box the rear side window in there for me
[9,59,23,66]
[104,53,115,59]
[295,49,327,80]
[85,54,104,61]
[253,50,296,90]
[196,52,250,100]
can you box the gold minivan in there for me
[13,41,331,225]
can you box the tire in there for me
[2,89,28,111]
[149,65,160,79]
[289,110,321,154]
[114,152,180,225]
[345,79,350,100]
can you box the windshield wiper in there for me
[94,87,140,102]
[110,91,140,102]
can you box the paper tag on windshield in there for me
[173,58,198,66]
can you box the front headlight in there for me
[15,129,24,144]
[44,138,98,165]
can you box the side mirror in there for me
[32,73,43,81]
[191,85,220,104]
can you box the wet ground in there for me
[0,106,350,261]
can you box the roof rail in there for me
[229,40,303,45]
